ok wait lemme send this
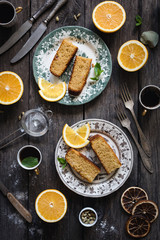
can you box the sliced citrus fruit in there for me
[62,124,89,148]
[126,215,150,238]
[38,77,55,91]
[38,78,66,102]
[75,123,90,140]
[121,186,148,214]
[132,200,159,223]
[117,40,148,72]
[35,189,67,223]
[92,1,126,33]
[0,71,24,105]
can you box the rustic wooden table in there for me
[0,0,159,239]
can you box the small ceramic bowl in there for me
[17,145,42,174]
[79,207,98,227]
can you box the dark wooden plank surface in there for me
[0,0,159,239]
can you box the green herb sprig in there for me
[135,15,142,26]
[21,157,39,168]
[90,63,103,81]
[57,157,67,169]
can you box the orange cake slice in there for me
[90,134,121,174]
[68,56,92,96]
[50,39,78,77]
[65,148,100,183]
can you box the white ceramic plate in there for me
[55,119,133,198]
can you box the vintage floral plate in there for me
[33,26,112,105]
[55,119,133,198]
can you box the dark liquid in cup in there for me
[141,87,160,107]
[20,147,40,162]
[0,3,14,23]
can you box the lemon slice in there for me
[62,124,89,148]
[75,123,90,140]
[117,40,148,72]
[38,78,66,102]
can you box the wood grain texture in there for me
[0,0,159,239]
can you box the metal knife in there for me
[0,0,56,55]
[0,180,32,223]
[11,0,67,63]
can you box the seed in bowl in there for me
[81,210,96,224]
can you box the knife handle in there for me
[44,0,68,24]
[32,0,56,21]
[7,193,32,223]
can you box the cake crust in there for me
[90,134,121,174]
[50,39,78,77]
[65,148,100,183]
[68,56,92,96]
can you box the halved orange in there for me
[35,189,67,223]
[92,1,126,33]
[0,71,24,105]
[117,40,148,71]
[121,186,148,214]
[62,124,89,148]
[132,200,159,223]
[126,215,150,238]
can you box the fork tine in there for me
[121,83,130,102]
[115,105,122,121]
[117,111,122,122]
[117,103,127,120]
[121,84,128,102]
[123,83,132,101]
[124,82,132,100]
[120,90,126,103]
[115,104,124,121]
[120,84,127,101]
[121,110,127,120]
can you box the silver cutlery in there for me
[10,0,68,63]
[115,104,153,173]
[0,0,57,55]
[120,83,151,157]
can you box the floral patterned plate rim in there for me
[33,26,112,105]
[55,119,133,198]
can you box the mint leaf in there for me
[135,15,142,26]
[90,77,99,81]
[21,157,39,168]
[62,162,67,169]
[94,63,100,76]
[57,157,67,169]
[91,63,103,81]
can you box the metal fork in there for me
[115,104,153,173]
[120,83,151,157]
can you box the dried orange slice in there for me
[35,189,67,222]
[126,215,150,238]
[0,71,24,105]
[62,124,89,149]
[117,40,148,72]
[132,200,159,223]
[121,186,148,214]
[92,1,126,33]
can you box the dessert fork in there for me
[115,104,153,173]
[120,83,151,157]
